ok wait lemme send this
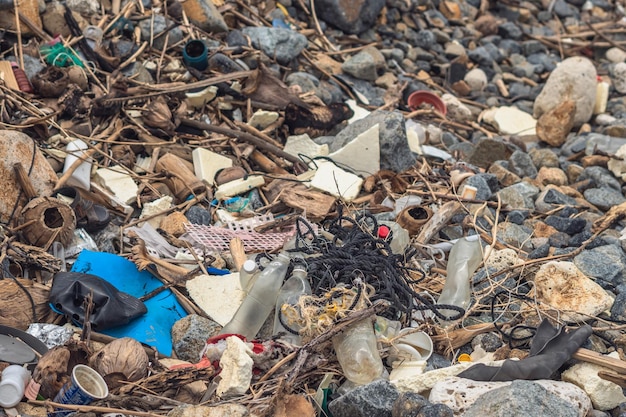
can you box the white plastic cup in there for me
[0,365,32,408]
[49,365,108,417]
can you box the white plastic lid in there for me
[242,259,257,273]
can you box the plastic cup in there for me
[0,365,31,408]
[49,365,108,417]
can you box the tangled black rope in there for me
[283,212,465,323]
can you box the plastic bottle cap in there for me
[242,259,257,273]
[377,225,391,239]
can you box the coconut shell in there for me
[89,337,149,383]
[0,278,54,330]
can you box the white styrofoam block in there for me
[283,133,329,160]
[247,110,279,130]
[94,166,139,205]
[310,162,363,201]
[216,336,253,398]
[186,273,246,326]
[215,175,265,200]
[192,148,232,186]
[139,195,172,229]
[328,123,380,175]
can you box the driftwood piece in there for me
[116,366,215,395]
[155,153,206,202]
[0,278,54,329]
[279,186,336,221]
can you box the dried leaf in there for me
[143,96,176,131]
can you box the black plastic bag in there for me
[49,272,147,331]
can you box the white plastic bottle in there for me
[239,259,259,292]
[332,318,384,385]
[436,236,482,321]
[63,139,92,190]
[0,365,31,408]
[272,263,311,345]
[378,221,410,254]
[220,252,291,340]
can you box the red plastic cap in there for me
[377,225,391,239]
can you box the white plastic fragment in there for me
[310,162,363,202]
[283,134,329,161]
[192,148,233,186]
[63,139,92,190]
[327,123,380,175]
[94,166,139,205]
[186,273,246,326]
[247,110,279,130]
[214,176,265,200]
[185,86,218,109]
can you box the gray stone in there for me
[613,62,626,94]
[320,110,416,172]
[139,16,183,50]
[606,47,626,63]
[574,245,626,286]
[471,332,503,352]
[578,166,622,190]
[496,222,533,249]
[610,285,626,321]
[414,30,437,49]
[584,188,626,211]
[171,314,221,362]
[314,0,385,34]
[507,210,529,225]
[498,22,523,40]
[533,56,597,126]
[468,46,494,67]
[463,380,579,417]
[545,215,587,235]
[286,72,320,92]
[328,380,399,417]
[468,138,515,168]
[461,175,493,200]
[464,68,488,92]
[186,206,212,225]
[392,392,428,417]
[509,150,538,178]
[416,404,454,417]
[497,181,540,210]
[241,27,308,65]
[342,48,386,81]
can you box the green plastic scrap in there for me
[40,42,84,67]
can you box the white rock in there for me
[392,360,504,393]
[66,0,99,15]
[595,113,617,125]
[283,134,329,160]
[216,336,253,398]
[139,195,172,229]
[484,248,522,271]
[562,356,626,410]
[186,273,246,326]
[185,86,218,109]
[94,166,139,205]
[493,106,536,136]
[533,56,597,126]
[327,124,380,175]
[442,93,472,122]
[167,403,249,417]
[247,110,279,130]
[606,47,626,63]
[532,261,613,322]
[310,162,363,202]
[445,41,466,57]
[608,143,626,182]
[464,68,488,92]
[612,62,626,94]
[429,377,591,417]
[192,148,232,186]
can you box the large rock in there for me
[328,380,399,417]
[0,130,57,225]
[536,99,576,147]
[181,0,228,33]
[462,380,581,417]
[468,138,515,169]
[533,57,597,126]
[532,261,613,322]
[318,110,416,172]
[342,47,386,81]
[562,356,626,410]
[315,0,385,34]
[429,377,591,417]
[171,314,221,362]
[241,27,308,65]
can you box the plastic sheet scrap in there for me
[70,250,188,356]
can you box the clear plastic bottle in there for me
[220,252,291,340]
[377,221,410,254]
[272,263,311,345]
[332,318,384,385]
[436,236,482,321]
[239,259,259,292]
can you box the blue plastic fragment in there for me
[71,250,188,356]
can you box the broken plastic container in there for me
[63,139,91,190]
[436,236,483,321]
[220,252,291,340]
[272,263,311,345]
[332,318,384,385]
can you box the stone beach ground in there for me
[4,0,626,416]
